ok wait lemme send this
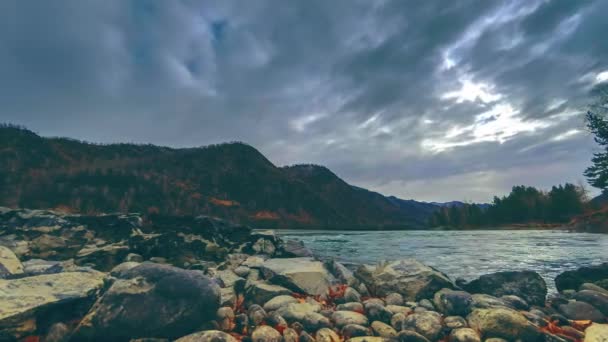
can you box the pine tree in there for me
[584,85,608,193]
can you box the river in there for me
[274,229,608,292]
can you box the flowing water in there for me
[274,229,608,292]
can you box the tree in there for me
[585,85,608,193]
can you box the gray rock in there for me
[558,300,605,322]
[466,307,540,341]
[449,328,480,342]
[433,288,472,316]
[355,259,454,301]
[109,261,140,277]
[401,311,443,341]
[252,325,282,342]
[263,295,298,311]
[342,324,371,339]
[0,246,23,278]
[371,321,398,338]
[73,263,221,340]
[244,280,292,305]
[175,330,238,342]
[316,328,341,342]
[395,330,431,342]
[326,260,358,287]
[332,310,369,328]
[337,302,365,312]
[462,271,547,306]
[555,263,608,292]
[386,293,405,306]
[499,295,529,310]
[444,316,467,330]
[283,328,299,342]
[234,266,251,277]
[345,287,362,302]
[581,283,608,296]
[386,305,412,316]
[470,294,508,309]
[585,323,608,341]
[260,257,335,296]
[125,253,143,262]
[44,322,71,342]
[283,239,313,257]
[21,258,61,276]
[574,290,608,316]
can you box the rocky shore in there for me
[1,208,608,341]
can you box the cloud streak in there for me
[0,0,606,202]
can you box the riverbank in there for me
[1,208,608,341]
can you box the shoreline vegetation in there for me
[2,207,608,341]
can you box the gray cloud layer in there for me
[1,0,606,202]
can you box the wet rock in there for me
[585,323,608,341]
[401,311,443,341]
[263,295,298,311]
[499,295,529,310]
[386,293,405,306]
[355,259,454,301]
[555,263,608,292]
[0,245,23,278]
[244,280,292,305]
[316,328,341,342]
[395,330,431,342]
[558,300,605,321]
[574,290,608,316]
[338,302,365,312]
[251,325,281,342]
[433,288,473,316]
[371,321,397,337]
[260,258,335,296]
[44,322,71,342]
[0,271,105,340]
[175,330,238,342]
[449,328,480,342]
[342,324,371,338]
[345,287,362,302]
[466,307,540,341]
[73,263,220,341]
[461,271,547,306]
[444,316,467,330]
[333,310,369,328]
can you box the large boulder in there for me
[354,259,454,301]
[461,271,547,306]
[73,263,220,341]
[0,246,24,278]
[555,263,608,292]
[260,258,335,295]
[574,290,608,316]
[0,271,105,340]
[466,307,540,341]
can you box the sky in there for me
[1,0,607,202]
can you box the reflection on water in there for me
[273,229,608,293]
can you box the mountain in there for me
[0,125,440,229]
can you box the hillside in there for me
[0,125,439,229]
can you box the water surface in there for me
[274,229,608,292]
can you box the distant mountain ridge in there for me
[0,125,443,229]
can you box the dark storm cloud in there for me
[0,0,606,201]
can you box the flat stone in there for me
[260,258,335,296]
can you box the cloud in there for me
[0,0,606,202]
